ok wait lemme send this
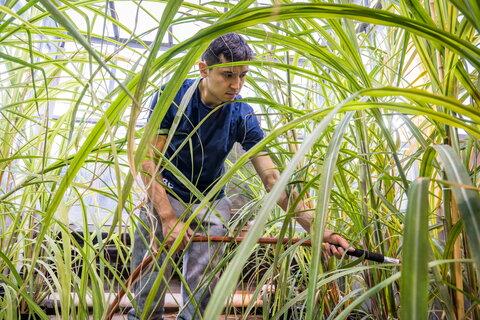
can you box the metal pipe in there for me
[194,236,400,263]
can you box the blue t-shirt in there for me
[149,78,264,203]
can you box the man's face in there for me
[199,55,249,107]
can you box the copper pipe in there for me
[192,235,312,246]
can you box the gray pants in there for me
[127,195,232,320]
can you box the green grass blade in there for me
[305,111,355,319]
[400,178,430,320]
[434,145,480,278]
[448,0,480,33]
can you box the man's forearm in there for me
[252,153,336,236]
[277,184,340,238]
[277,187,313,232]
[292,206,338,241]
[141,160,177,223]
[141,158,193,250]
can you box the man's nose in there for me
[230,77,241,90]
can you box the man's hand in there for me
[161,214,194,251]
[323,232,354,259]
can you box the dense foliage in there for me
[0,0,479,319]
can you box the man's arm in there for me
[250,151,351,258]
[141,135,193,250]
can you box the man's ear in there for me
[199,62,208,78]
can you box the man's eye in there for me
[224,73,233,78]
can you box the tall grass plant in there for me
[0,0,478,319]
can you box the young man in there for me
[128,33,350,320]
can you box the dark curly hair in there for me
[201,33,254,66]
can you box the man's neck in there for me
[198,79,221,108]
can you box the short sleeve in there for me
[237,104,264,151]
[148,90,175,135]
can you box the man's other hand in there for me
[161,215,194,251]
[322,232,354,259]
